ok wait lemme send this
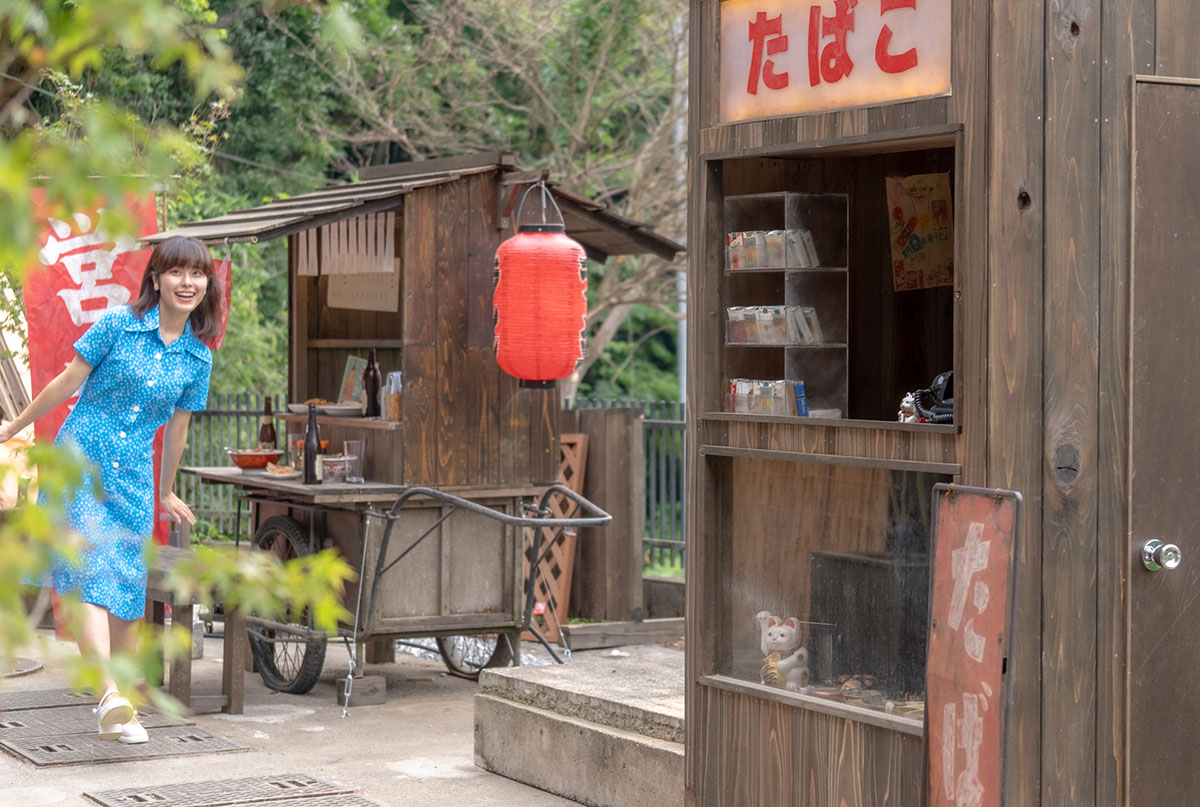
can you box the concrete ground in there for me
[1,630,581,807]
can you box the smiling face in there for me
[155,265,209,319]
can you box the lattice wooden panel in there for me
[522,434,588,643]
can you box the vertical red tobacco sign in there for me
[926,484,1021,807]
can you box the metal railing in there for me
[571,397,687,572]
[179,392,286,542]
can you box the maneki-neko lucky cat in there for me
[756,611,810,691]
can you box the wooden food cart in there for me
[148,152,681,692]
[686,2,1200,806]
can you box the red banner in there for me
[24,193,231,545]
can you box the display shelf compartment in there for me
[723,192,850,420]
[724,193,849,272]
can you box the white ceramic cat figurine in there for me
[755,611,810,691]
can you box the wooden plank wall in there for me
[1097,5,1147,807]
[402,179,558,488]
[697,687,922,807]
[559,407,645,621]
[1041,1,1100,805]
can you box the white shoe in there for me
[95,691,133,741]
[118,713,149,745]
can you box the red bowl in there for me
[227,448,284,469]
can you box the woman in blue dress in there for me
[0,236,219,744]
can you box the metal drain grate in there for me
[84,774,355,807]
[0,705,191,740]
[1,656,43,678]
[1,726,246,766]
[0,688,97,712]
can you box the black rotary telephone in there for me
[913,370,954,424]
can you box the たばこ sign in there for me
[719,0,951,122]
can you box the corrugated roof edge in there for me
[143,151,683,259]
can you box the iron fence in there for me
[571,397,687,572]
[179,392,286,542]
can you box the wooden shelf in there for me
[306,338,404,349]
[698,675,923,737]
[725,266,847,274]
[699,444,961,475]
[725,342,848,349]
[278,413,403,431]
[700,412,960,433]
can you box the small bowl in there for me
[227,448,285,470]
[320,454,352,481]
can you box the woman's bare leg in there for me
[75,602,118,693]
[107,612,141,668]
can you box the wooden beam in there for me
[561,618,685,651]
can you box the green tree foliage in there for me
[283,0,690,400]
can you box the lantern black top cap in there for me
[514,180,568,234]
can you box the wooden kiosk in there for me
[149,152,680,685]
[687,2,1200,806]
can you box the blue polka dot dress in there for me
[45,304,212,621]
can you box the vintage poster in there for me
[886,171,954,291]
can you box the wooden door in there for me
[1129,76,1200,804]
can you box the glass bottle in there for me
[303,403,322,485]
[363,348,382,418]
[258,394,277,449]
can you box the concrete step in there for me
[474,645,685,807]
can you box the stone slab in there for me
[478,644,684,742]
[474,693,684,807]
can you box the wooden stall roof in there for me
[146,151,683,261]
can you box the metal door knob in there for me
[1143,539,1183,572]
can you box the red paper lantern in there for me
[493,185,588,388]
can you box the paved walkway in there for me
[1,631,580,807]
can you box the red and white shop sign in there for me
[926,484,1020,807]
[719,0,951,122]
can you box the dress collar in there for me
[125,304,211,363]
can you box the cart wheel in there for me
[436,632,515,680]
[247,515,327,694]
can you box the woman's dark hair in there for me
[131,236,224,345]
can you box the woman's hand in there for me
[0,422,16,444]
[160,490,195,526]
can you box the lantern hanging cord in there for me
[514,181,566,229]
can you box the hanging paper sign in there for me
[210,256,233,350]
[885,171,954,291]
[719,0,951,123]
[926,484,1021,807]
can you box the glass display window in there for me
[720,457,952,723]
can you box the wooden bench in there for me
[146,542,246,714]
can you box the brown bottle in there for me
[363,348,382,418]
[303,403,322,485]
[258,394,277,449]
